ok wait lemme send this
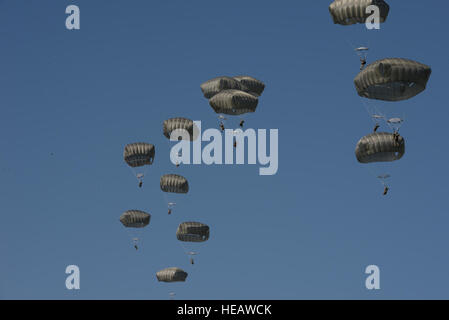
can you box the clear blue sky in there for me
[1,0,448,299]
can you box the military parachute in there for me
[160,174,189,193]
[200,76,242,99]
[208,88,258,147]
[160,174,189,215]
[354,58,432,102]
[123,142,155,188]
[156,267,188,282]
[163,118,198,167]
[119,210,151,250]
[355,132,405,195]
[356,58,430,134]
[163,117,198,141]
[177,221,209,242]
[209,90,258,116]
[355,47,369,70]
[329,0,390,26]
[201,76,265,135]
[233,75,265,97]
[355,132,404,163]
[176,221,210,265]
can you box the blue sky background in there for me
[1,0,448,299]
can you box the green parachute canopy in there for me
[176,222,210,242]
[209,89,258,115]
[200,76,242,99]
[233,76,265,97]
[355,132,405,163]
[354,58,431,101]
[119,210,151,228]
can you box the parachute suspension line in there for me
[178,240,197,264]
[363,101,383,121]
[386,119,399,134]
[365,163,391,189]
[346,38,371,68]
[163,191,168,205]
[345,39,357,53]
[140,165,150,184]
[127,165,137,181]
[124,227,144,250]
[132,237,139,250]
[361,99,406,134]
[385,111,406,134]
[361,99,389,132]
[179,241,189,255]
[157,158,170,211]
[154,157,172,212]
[367,99,403,134]
[162,190,177,215]
[178,241,191,263]
[128,165,149,186]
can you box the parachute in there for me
[124,143,155,167]
[176,222,210,242]
[176,222,209,264]
[371,114,384,121]
[329,0,390,26]
[119,210,151,249]
[160,174,189,194]
[377,174,391,192]
[119,210,151,227]
[354,58,432,102]
[387,118,403,124]
[355,132,405,163]
[124,143,155,187]
[160,174,189,214]
[355,47,369,62]
[201,76,265,130]
[386,117,404,132]
[209,89,258,116]
[163,117,198,141]
[363,102,406,132]
[233,76,265,97]
[356,132,404,194]
[357,59,429,140]
[200,76,242,99]
[156,267,188,282]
